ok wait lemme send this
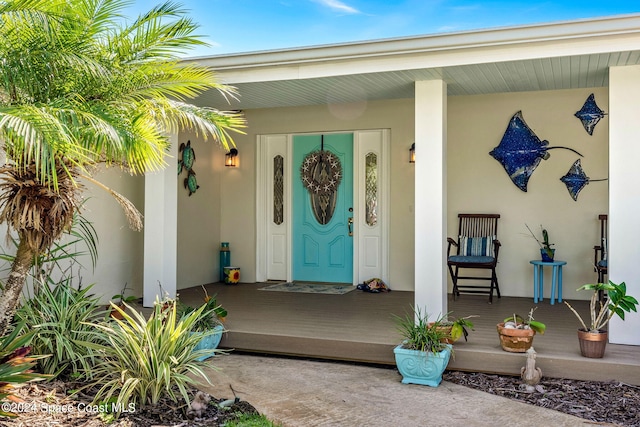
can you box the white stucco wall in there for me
[175,129,224,290]
[196,87,608,298]
[1,86,606,303]
[448,87,609,301]
[83,168,145,302]
[214,98,417,290]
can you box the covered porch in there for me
[134,14,640,360]
[178,282,640,385]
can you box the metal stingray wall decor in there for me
[560,159,608,201]
[489,111,583,192]
[574,93,607,136]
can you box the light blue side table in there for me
[529,260,567,304]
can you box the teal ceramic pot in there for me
[393,344,452,387]
[192,324,224,361]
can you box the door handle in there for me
[348,217,353,236]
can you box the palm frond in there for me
[79,174,143,231]
[148,99,246,150]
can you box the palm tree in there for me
[0,0,246,334]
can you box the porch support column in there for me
[143,133,178,306]
[609,65,640,345]
[414,80,447,319]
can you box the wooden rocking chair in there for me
[594,214,608,300]
[447,214,501,303]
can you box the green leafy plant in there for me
[111,282,138,305]
[0,325,49,418]
[393,306,450,353]
[86,297,223,415]
[503,307,546,334]
[15,279,106,380]
[564,281,638,332]
[442,314,477,342]
[176,285,228,331]
[525,224,554,259]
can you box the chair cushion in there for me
[459,235,495,257]
[448,255,495,264]
[598,259,608,268]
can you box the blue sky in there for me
[128,1,640,57]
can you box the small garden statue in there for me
[520,346,543,393]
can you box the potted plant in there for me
[110,282,138,319]
[392,306,452,387]
[497,307,546,353]
[526,224,555,262]
[431,313,477,344]
[176,285,228,361]
[564,281,638,358]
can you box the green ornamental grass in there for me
[15,279,106,380]
[87,298,223,413]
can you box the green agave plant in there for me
[86,297,223,415]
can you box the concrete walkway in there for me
[201,354,592,427]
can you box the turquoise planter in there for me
[393,344,452,387]
[192,324,224,362]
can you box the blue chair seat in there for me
[598,259,608,268]
[448,255,495,264]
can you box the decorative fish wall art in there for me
[178,140,199,196]
[489,111,583,192]
[575,93,607,136]
[560,159,607,201]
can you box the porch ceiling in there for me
[186,14,640,111]
[194,53,640,110]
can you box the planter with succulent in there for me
[110,283,138,319]
[177,286,228,361]
[526,224,555,262]
[392,306,452,387]
[497,307,546,353]
[564,281,638,358]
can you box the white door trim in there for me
[256,130,389,285]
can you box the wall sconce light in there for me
[225,148,238,167]
[409,143,415,163]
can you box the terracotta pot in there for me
[496,322,535,353]
[110,303,125,320]
[577,329,608,358]
[428,322,454,344]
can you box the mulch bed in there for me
[444,371,640,427]
[2,370,640,426]
[0,381,258,427]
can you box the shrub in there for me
[176,285,228,331]
[15,279,106,380]
[0,325,49,418]
[87,298,222,413]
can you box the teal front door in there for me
[293,134,353,283]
